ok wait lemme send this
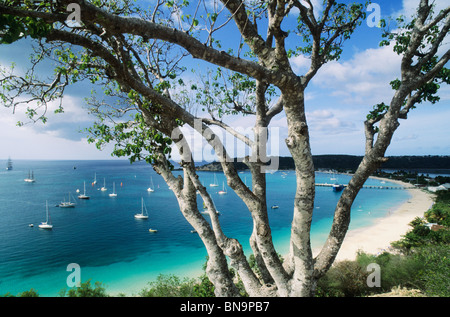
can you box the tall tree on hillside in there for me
[0,0,449,296]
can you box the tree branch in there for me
[201,118,254,147]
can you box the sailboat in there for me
[209,173,219,187]
[147,176,155,192]
[59,193,76,208]
[101,178,107,191]
[109,182,117,197]
[24,170,35,183]
[134,197,149,219]
[218,181,227,194]
[92,172,97,185]
[6,157,12,170]
[39,201,53,229]
[78,181,90,199]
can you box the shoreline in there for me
[332,177,434,262]
[104,176,435,296]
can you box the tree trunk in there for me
[282,87,316,296]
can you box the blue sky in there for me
[0,0,449,161]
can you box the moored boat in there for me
[78,181,90,199]
[6,157,12,171]
[134,197,149,219]
[59,193,76,208]
[332,183,344,192]
[24,170,35,183]
[39,201,53,229]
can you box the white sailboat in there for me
[109,182,117,197]
[59,193,76,208]
[24,170,35,183]
[209,173,219,187]
[78,181,90,199]
[218,181,227,195]
[101,178,107,191]
[147,176,155,192]
[134,197,149,219]
[93,172,97,185]
[39,201,53,229]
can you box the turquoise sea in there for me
[0,160,410,296]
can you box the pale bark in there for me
[282,88,316,296]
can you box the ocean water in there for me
[0,160,410,296]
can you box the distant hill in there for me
[195,155,450,172]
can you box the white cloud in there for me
[389,105,450,154]
[307,109,333,119]
[0,93,116,159]
[290,54,311,74]
[0,109,111,160]
[306,109,361,135]
[311,44,402,106]
[9,94,94,141]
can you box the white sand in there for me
[334,178,434,261]
[111,178,434,296]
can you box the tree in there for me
[0,0,449,297]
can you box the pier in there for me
[315,183,415,190]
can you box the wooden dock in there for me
[315,183,414,190]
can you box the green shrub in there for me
[138,274,215,297]
[426,205,450,227]
[412,245,450,297]
[139,274,196,297]
[425,189,450,226]
[193,274,216,297]
[18,289,39,297]
[1,289,39,297]
[356,251,425,292]
[316,248,445,297]
[59,280,108,297]
[316,260,370,297]
[392,215,449,252]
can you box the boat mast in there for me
[46,201,50,224]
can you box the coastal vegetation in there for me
[1,0,449,297]
[196,155,450,174]
[316,189,450,297]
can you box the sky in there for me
[0,0,449,162]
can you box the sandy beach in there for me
[334,178,434,261]
[108,177,434,296]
